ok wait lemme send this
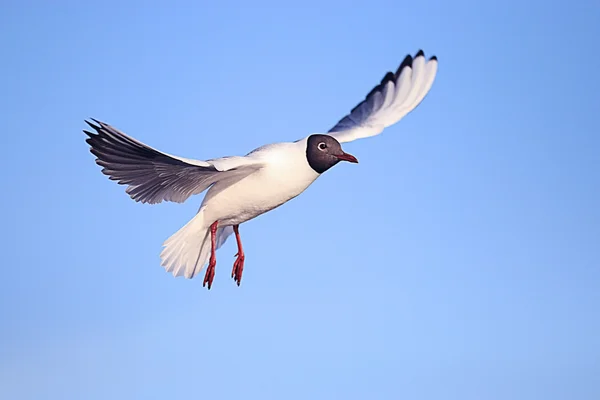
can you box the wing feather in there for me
[84,119,262,204]
[327,50,438,144]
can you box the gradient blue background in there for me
[1,1,599,399]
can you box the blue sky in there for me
[1,1,599,399]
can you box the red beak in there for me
[336,151,359,163]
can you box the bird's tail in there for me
[160,208,234,279]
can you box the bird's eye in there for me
[318,142,327,151]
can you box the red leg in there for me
[203,221,219,290]
[231,225,245,286]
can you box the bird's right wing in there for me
[327,50,438,144]
[84,119,263,204]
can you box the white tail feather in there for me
[160,209,234,279]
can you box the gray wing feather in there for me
[84,119,258,204]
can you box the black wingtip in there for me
[395,54,413,78]
[430,55,438,61]
[380,71,395,85]
[83,129,96,139]
[361,71,396,103]
[84,119,101,131]
[415,49,425,58]
[400,54,413,68]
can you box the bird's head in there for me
[305,134,358,174]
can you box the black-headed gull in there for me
[84,50,438,289]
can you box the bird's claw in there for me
[203,257,217,290]
[231,253,245,286]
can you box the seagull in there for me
[84,49,438,289]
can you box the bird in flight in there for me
[84,50,438,289]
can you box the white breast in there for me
[201,140,319,226]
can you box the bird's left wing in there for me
[84,119,263,204]
[327,50,438,144]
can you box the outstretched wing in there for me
[84,119,262,204]
[327,50,438,144]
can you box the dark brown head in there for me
[305,134,358,174]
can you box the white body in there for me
[202,140,318,226]
[159,139,319,279]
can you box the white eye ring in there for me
[318,142,327,151]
